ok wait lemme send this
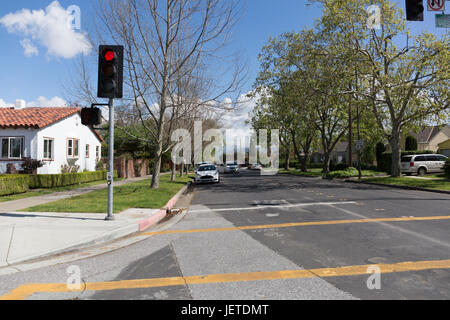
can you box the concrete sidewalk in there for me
[0,208,159,268]
[0,175,152,213]
[0,179,191,270]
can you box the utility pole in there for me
[106,98,115,220]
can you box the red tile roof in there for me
[0,107,80,129]
[0,107,104,142]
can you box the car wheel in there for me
[418,168,427,176]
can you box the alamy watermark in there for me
[367,5,381,30]
[171,121,280,175]
[66,265,82,290]
[366,265,381,290]
[66,5,81,30]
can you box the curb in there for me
[1,181,192,268]
[344,179,450,195]
[138,182,191,232]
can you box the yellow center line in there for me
[2,259,450,300]
[140,215,450,236]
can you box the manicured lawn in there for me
[0,179,123,203]
[360,177,450,191]
[21,175,191,214]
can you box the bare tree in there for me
[84,0,246,188]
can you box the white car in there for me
[195,164,220,184]
[224,162,239,174]
[401,154,448,176]
[250,163,262,170]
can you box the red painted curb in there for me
[138,184,189,232]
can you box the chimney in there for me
[15,99,26,109]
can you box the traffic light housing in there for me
[405,0,424,21]
[81,107,102,126]
[97,45,124,99]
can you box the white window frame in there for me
[43,138,55,160]
[67,138,80,158]
[1,137,24,159]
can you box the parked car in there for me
[195,164,220,184]
[195,162,212,173]
[401,154,448,176]
[224,162,240,174]
[250,163,262,170]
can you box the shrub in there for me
[330,163,349,171]
[28,170,117,189]
[324,167,359,180]
[445,159,450,179]
[21,158,44,174]
[405,136,418,151]
[0,175,29,196]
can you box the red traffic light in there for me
[104,50,115,61]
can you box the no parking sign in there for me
[427,0,445,12]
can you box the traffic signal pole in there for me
[105,98,115,221]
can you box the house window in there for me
[1,137,24,159]
[96,146,100,160]
[67,138,80,158]
[43,138,54,160]
[86,144,90,158]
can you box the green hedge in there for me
[0,175,30,196]
[380,150,434,174]
[28,170,118,189]
[445,159,450,179]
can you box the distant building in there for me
[409,125,450,153]
[310,141,358,164]
[438,139,450,158]
[0,107,103,174]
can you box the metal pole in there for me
[348,84,353,167]
[105,98,115,221]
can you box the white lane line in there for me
[189,201,357,213]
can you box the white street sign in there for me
[428,0,445,12]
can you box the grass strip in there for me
[21,175,191,214]
[359,177,450,191]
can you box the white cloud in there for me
[27,96,67,107]
[0,96,67,108]
[0,99,14,108]
[0,1,91,59]
[220,92,259,136]
[20,39,39,57]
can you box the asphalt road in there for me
[1,169,449,300]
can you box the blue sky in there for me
[0,0,447,108]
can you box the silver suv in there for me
[401,154,448,176]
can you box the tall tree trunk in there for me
[151,112,166,189]
[390,126,402,177]
[323,152,331,173]
[284,146,291,171]
[171,159,176,182]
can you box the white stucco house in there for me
[0,106,103,174]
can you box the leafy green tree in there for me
[311,0,449,177]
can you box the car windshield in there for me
[401,156,412,162]
[198,165,216,172]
